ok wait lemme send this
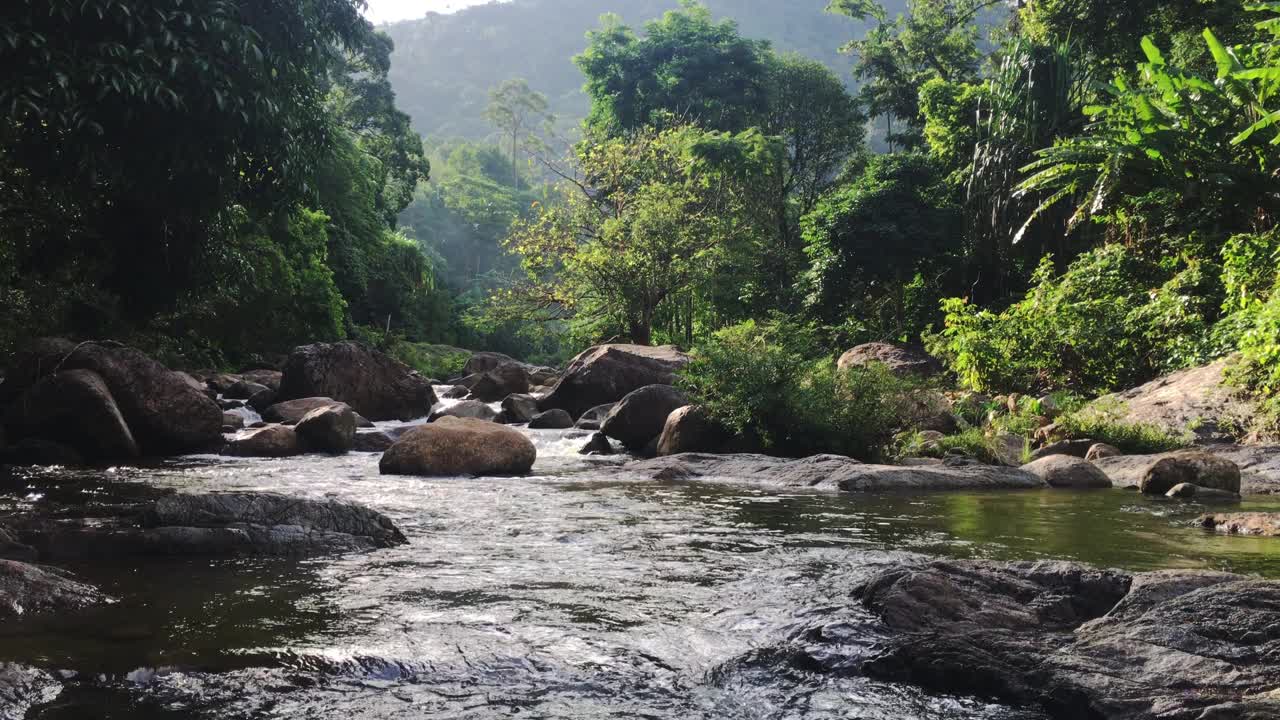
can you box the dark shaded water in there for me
[3,427,1279,719]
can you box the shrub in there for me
[1057,400,1191,454]
[929,245,1221,395]
[895,428,1004,465]
[388,341,472,381]
[677,318,924,461]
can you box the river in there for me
[3,420,1279,719]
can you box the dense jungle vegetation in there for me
[2,0,1278,443]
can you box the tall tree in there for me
[483,79,552,183]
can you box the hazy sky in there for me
[362,0,502,24]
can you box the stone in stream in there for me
[0,559,106,620]
[539,344,689,420]
[246,387,277,412]
[221,412,246,431]
[628,454,1045,492]
[0,528,36,563]
[441,384,469,400]
[1201,444,1280,494]
[379,416,536,477]
[579,432,616,455]
[223,424,301,458]
[601,384,687,452]
[656,405,729,456]
[1167,483,1240,501]
[239,369,282,391]
[573,403,615,431]
[278,341,437,421]
[223,380,269,400]
[1019,455,1112,489]
[782,558,1280,720]
[462,351,518,376]
[430,400,497,423]
[261,397,370,427]
[294,405,356,454]
[1197,512,1280,536]
[528,409,573,429]
[0,439,84,467]
[0,663,63,720]
[467,362,530,403]
[499,393,539,424]
[1094,450,1241,495]
[836,342,943,378]
[3,369,140,462]
[353,430,396,453]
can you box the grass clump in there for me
[1057,400,1191,455]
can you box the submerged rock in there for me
[539,344,689,420]
[0,559,105,619]
[278,342,437,421]
[380,416,536,477]
[1167,483,1240,501]
[601,384,687,451]
[1020,455,1112,489]
[628,454,1045,492]
[1198,512,1280,536]
[786,558,1280,720]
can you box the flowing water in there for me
[3,419,1280,719]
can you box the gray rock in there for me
[352,430,395,453]
[224,380,269,400]
[0,528,36,562]
[223,424,301,458]
[1093,450,1242,495]
[294,405,356,454]
[462,351,517,376]
[836,342,943,377]
[1084,442,1121,461]
[1202,444,1280,494]
[529,409,573,429]
[279,342,437,421]
[468,362,530,403]
[1198,512,1280,536]
[1167,483,1240,501]
[262,397,359,425]
[628,453,1045,492]
[500,394,539,424]
[0,663,62,720]
[656,405,729,456]
[430,400,498,423]
[1020,455,1112,489]
[1029,438,1095,461]
[579,432,616,455]
[539,344,689,420]
[601,384,688,451]
[3,369,139,462]
[574,403,616,431]
[221,412,246,430]
[441,385,470,400]
[1087,358,1255,443]
[380,417,536,477]
[0,559,105,619]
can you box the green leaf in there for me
[1140,36,1165,66]
[1202,28,1236,80]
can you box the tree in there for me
[484,79,552,184]
[802,153,959,337]
[575,2,770,135]
[490,125,779,345]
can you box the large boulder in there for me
[0,559,105,620]
[499,394,539,424]
[528,409,573,429]
[3,341,223,455]
[601,384,688,451]
[0,337,77,405]
[353,430,396,453]
[430,400,498,423]
[0,663,63,720]
[223,425,302,458]
[463,351,518,376]
[574,403,616,431]
[3,369,139,461]
[657,405,729,456]
[1093,450,1242,495]
[0,439,84,467]
[294,405,356,454]
[1203,444,1280,494]
[224,380,269,400]
[828,559,1280,719]
[379,417,536,477]
[628,454,1045,492]
[1020,455,1112,489]
[468,362,530,403]
[278,342,437,421]
[539,344,689,420]
[1088,358,1255,443]
[239,369,282,391]
[836,342,943,378]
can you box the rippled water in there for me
[3,423,1280,719]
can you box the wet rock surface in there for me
[0,559,105,619]
[0,663,62,720]
[772,559,1280,720]
[1197,512,1280,536]
[223,424,301,458]
[629,453,1046,491]
[379,416,537,476]
[539,344,689,419]
[278,342,437,421]
[601,384,687,451]
[1203,444,1280,494]
[1093,450,1242,495]
[1020,455,1112,489]
[3,369,139,461]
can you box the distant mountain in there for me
[382,0,900,141]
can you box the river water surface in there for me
[3,422,1279,719]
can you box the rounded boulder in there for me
[379,417,536,477]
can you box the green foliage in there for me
[677,318,925,460]
[1057,400,1193,454]
[931,245,1221,395]
[386,341,472,380]
[802,153,960,337]
[895,428,1003,465]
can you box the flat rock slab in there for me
[1197,512,1280,536]
[1087,358,1255,443]
[1203,444,1280,494]
[782,559,1280,720]
[627,453,1045,492]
